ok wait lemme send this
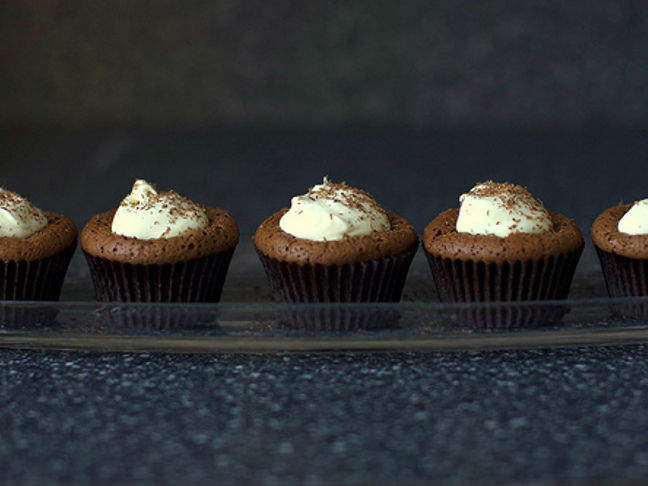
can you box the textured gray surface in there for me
[2,1,648,128]
[1,347,648,484]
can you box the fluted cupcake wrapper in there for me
[0,241,77,301]
[256,241,418,330]
[424,247,583,328]
[0,241,76,327]
[595,247,648,320]
[84,247,235,303]
[84,247,235,329]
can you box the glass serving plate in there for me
[1,241,647,353]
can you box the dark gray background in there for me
[2,1,647,236]
[2,128,647,237]
[2,1,647,129]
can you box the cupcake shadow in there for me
[92,304,222,334]
[436,302,569,330]
[275,304,402,332]
[0,303,60,330]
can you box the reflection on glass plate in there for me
[1,298,648,353]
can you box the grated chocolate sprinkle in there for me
[468,181,546,214]
[307,177,389,223]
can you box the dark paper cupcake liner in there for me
[0,241,76,328]
[0,241,77,301]
[84,247,235,303]
[424,247,583,328]
[84,247,235,328]
[256,241,418,330]
[595,247,648,320]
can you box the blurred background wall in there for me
[2,0,647,129]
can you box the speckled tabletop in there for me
[2,347,648,485]
[2,128,648,484]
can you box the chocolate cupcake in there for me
[592,200,648,319]
[423,181,583,327]
[81,180,238,304]
[0,187,77,301]
[254,178,417,329]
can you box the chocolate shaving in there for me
[468,181,546,215]
[122,184,204,222]
[307,178,389,221]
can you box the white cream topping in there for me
[618,199,648,235]
[456,181,553,238]
[279,177,390,241]
[111,179,209,240]
[0,188,48,239]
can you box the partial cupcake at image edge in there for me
[0,187,77,301]
[81,179,239,304]
[253,177,418,329]
[592,199,648,319]
[422,181,584,327]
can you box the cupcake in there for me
[592,200,648,318]
[81,179,238,303]
[254,177,418,328]
[423,181,583,327]
[0,187,77,301]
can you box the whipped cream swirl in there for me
[0,188,48,239]
[456,181,553,238]
[618,199,648,235]
[112,180,209,240]
[279,177,390,241]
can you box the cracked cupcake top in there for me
[254,178,416,266]
[82,180,238,265]
[423,181,582,264]
[592,202,648,259]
